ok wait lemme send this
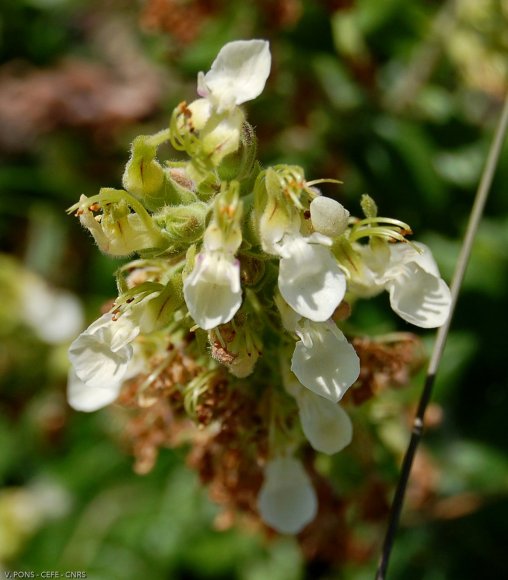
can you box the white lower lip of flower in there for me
[199,40,271,112]
[291,321,360,402]
[387,263,452,328]
[278,237,346,322]
[183,251,242,330]
[69,336,133,390]
[257,456,317,534]
[68,313,138,391]
[297,391,353,455]
[67,368,123,412]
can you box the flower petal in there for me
[297,391,352,454]
[278,237,346,321]
[291,321,360,402]
[67,368,122,412]
[69,333,133,390]
[22,278,83,344]
[257,456,317,534]
[201,40,271,111]
[200,108,244,164]
[387,263,451,328]
[183,251,242,330]
[68,313,135,390]
[387,242,440,277]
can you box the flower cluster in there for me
[67,40,451,534]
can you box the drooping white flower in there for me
[21,276,83,344]
[381,243,451,328]
[283,370,353,454]
[67,341,147,412]
[296,388,352,455]
[291,319,360,402]
[276,233,346,322]
[67,368,123,412]
[68,312,139,393]
[310,196,350,238]
[197,40,271,113]
[183,191,243,330]
[183,251,241,330]
[351,241,451,328]
[257,455,317,534]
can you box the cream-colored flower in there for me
[197,40,271,113]
[257,455,317,534]
[276,233,346,322]
[350,241,452,328]
[68,313,139,399]
[291,319,360,402]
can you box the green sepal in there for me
[154,201,209,245]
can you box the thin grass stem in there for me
[375,92,508,580]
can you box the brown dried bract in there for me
[345,334,425,405]
[118,343,204,474]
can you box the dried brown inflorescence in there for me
[118,341,204,474]
[112,329,427,570]
[346,334,425,405]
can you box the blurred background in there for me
[1,0,507,578]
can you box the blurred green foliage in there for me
[1,0,507,578]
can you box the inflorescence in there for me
[67,40,451,536]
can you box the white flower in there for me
[183,191,243,330]
[183,40,270,167]
[347,241,451,328]
[67,368,123,412]
[381,242,451,328]
[186,99,245,165]
[197,40,271,113]
[276,233,346,322]
[68,312,139,394]
[352,242,451,328]
[183,250,242,330]
[296,388,352,455]
[257,455,317,534]
[283,370,352,454]
[67,341,147,412]
[310,196,350,238]
[291,319,360,402]
[21,276,83,344]
[79,197,163,257]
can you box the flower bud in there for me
[257,168,300,254]
[122,135,164,200]
[310,196,350,238]
[156,202,208,245]
[78,192,166,257]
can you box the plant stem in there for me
[375,92,508,580]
